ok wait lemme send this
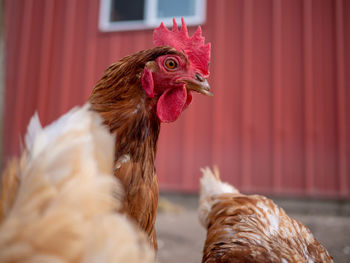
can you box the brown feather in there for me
[89,46,183,249]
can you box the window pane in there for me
[157,0,196,18]
[109,0,145,22]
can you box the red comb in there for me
[153,18,211,77]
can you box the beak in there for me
[183,73,213,96]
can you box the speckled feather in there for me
[199,168,333,263]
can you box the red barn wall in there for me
[3,0,350,197]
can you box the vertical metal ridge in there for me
[59,0,77,113]
[11,0,34,153]
[37,0,54,124]
[211,0,226,168]
[303,0,315,194]
[46,0,66,122]
[83,0,99,99]
[182,116,196,190]
[335,0,347,196]
[241,0,254,189]
[3,0,18,157]
[69,0,89,104]
[272,0,283,192]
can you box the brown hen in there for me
[199,167,333,263]
[89,18,211,250]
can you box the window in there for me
[99,0,207,32]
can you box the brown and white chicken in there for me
[0,104,154,263]
[199,167,333,263]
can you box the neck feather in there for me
[89,51,163,163]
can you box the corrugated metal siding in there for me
[3,0,350,197]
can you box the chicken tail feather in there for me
[198,167,239,228]
[200,167,239,197]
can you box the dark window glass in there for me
[109,0,145,22]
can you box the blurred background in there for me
[2,0,349,198]
[1,0,350,262]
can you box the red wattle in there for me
[141,67,154,98]
[157,86,189,123]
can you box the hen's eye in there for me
[164,58,178,70]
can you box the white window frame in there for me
[99,0,207,32]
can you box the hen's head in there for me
[90,18,211,124]
[142,18,212,123]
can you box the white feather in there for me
[24,112,42,152]
[198,167,239,228]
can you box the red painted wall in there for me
[3,0,350,197]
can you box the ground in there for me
[156,194,350,263]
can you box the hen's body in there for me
[89,47,179,248]
[199,168,333,263]
[0,18,211,254]
[89,17,212,249]
[0,104,154,263]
